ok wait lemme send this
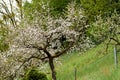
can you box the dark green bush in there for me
[23,68,48,80]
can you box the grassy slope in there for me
[49,41,120,80]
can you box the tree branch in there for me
[1,0,17,27]
[52,42,74,58]
[25,44,51,58]
[110,37,120,45]
[14,53,48,78]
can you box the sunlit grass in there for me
[47,40,120,80]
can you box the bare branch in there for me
[0,0,17,27]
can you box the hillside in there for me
[48,41,120,80]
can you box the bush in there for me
[23,68,48,80]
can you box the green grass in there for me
[48,41,120,80]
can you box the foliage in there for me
[80,0,120,22]
[23,0,50,19]
[24,0,78,17]
[23,68,48,80]
[0,24,9,52]
[49,0,71,16]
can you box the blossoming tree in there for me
[0,1,87,80]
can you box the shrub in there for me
[23,68,48,80]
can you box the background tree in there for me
[80,0,120,22]
[23,0,81,17]
[88,11,120,48]
[0,0,20,27]
[49,0,71,16]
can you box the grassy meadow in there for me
[47,41,120,80]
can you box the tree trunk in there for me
[49,57,56,80]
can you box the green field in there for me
[48,41,120,80]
